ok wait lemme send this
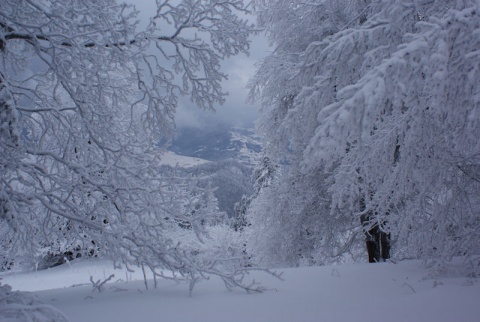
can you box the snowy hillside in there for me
[229,127,263,167]
[165,126,261,218]
[158,151,209,168]
[171,126,262,167]
[1,259,479,322]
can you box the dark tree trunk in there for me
[364,224,390,263]
[359,198,391,263]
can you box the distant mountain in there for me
[170,126,262,167]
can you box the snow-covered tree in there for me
[248,0,480,274]
[244,0,370,267]
[0,0,274,291]
[185,159,254,219]
[233,156,276,231]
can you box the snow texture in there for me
[1,259,479,322]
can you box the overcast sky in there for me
[176,40,268,129]
[132,0,271,130]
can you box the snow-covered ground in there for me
[1,259,479,322]
[159,151,209,168]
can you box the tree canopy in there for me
[246,0,480,274]
[0,0,275,292]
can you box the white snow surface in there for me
[159,151,209,168]
[1,259,479,322]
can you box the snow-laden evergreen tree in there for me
[0,0,276,292]
[185,159,254,219]
[248,0,480,274]
[233,156,276,231]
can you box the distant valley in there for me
[170,126,262,167]
[159,126,263,218]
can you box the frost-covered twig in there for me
[218,267,284,294]
[90,274,115,293]
[402,282,416,294]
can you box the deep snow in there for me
[1,259,479,322]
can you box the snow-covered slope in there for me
[170,126,262,167]
[229,127,262,167]
[1,259,479,322]
[158,150,209,168]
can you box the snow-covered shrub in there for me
[0,281,69,322]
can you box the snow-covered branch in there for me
[0,0,258,292]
